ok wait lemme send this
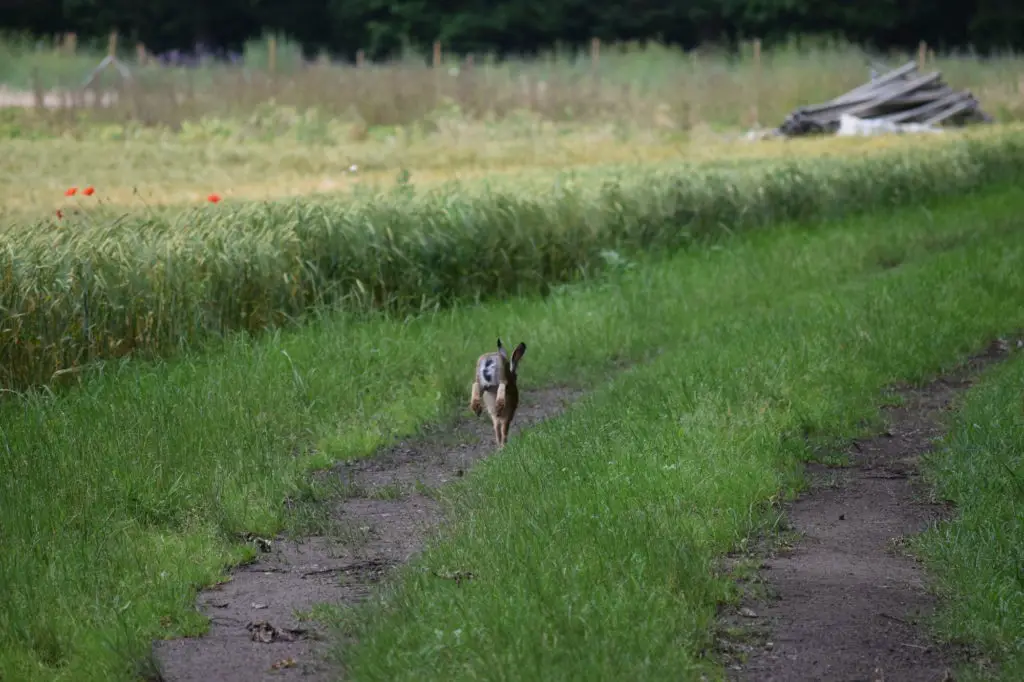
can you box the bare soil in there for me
[151,385,583,681]
[720,337,1020,682]
[0,85,118,109]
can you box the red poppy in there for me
[65,187,77,196]
[83,186,95,196]
[207,193,221,204]
[55,209,63,219]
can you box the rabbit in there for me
[469,338,527,448]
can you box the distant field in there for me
[2,35,1023,131]
[1,121,1007,215]
[4,34,1021,216]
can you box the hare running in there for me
[469,338,527,448]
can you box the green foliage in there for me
[3,131,1024,393]
[5,0,1024,59]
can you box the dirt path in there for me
[721,338,1018,682]
[151,385,583,681]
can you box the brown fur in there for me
[469,339,527,448]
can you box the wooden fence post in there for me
[356,49,365,68]
[107,30,118,57]
[458,53,475,109]
[752,38,762,127]
[431,40,442,103]
[31,67,44,110]
[590,37,601,72]
[918,40,927,70]
[268,35,277,73]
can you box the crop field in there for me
[1,35,1023,682]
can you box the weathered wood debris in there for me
[777,60,993,137]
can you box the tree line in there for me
[4,0,1023,61]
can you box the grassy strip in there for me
[3,129,1024,392]
[0,123,958,214]
[0,184,1019,681]
[338,191,1024,680]
[913,355,1024,680]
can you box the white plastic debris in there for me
[836,113,943,137]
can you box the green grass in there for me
[913,354,1024,681]
[1,179,1023,680]
[4,128,1024,394]
[335,189,1024,681]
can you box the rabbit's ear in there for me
[497,338,508,359]
[510,342,527,372]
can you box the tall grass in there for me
[3,131,1024,392]
[3,35,1024,130]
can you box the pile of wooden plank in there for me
[777,61,992,137]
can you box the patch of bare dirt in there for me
[720,337,1021,682]
[151,385,583,681]
[0,85,119,109]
